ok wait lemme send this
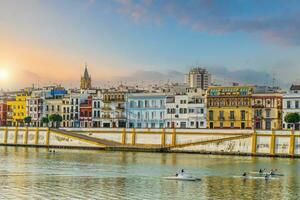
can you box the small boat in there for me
[164,173,201,181]
[164,176,201,181]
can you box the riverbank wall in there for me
[0,127,299,158]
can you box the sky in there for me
[1,0,300,89]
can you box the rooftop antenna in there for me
[272,72,276,88]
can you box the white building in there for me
[283,85,300,130]
[92,96,102,127]
[185,67,211,90]
[61,96,71,127]
[69,93,89,128]
[26,96,43,127]
[165,92,206,128]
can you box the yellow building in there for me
[7,93,28,126]
[207,86,253,129]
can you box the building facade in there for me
[283,92,300,130]
[207,86,253,129]
[126,93,166,128]
[0,100,7,126]
[26,96,43,127]
[165,93,206,128]
[43,97,62,127]
[92,96,102,127]
[80,96,92,128]
[7,93,28,126]
[185,67,211,89]
[101,91,126,128]
[252,90,282,130]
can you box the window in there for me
[160,100,164,107]
[130,101,135,108]
[219,111,224,121]
[138,100,143,108]
[190,121,194,127]
[180,122,186,128]
[220,122,223,128]
[160,112,163,119]
[151,112,155,119]
[266,109,271,118]
[209,110,214,121]
[241,110,245,121]
[145,100,149,108]
[296,101,299,109]
[230,122,234,129]
[287,101,291,109]
[230,111,234,120]
[255,109,262,117]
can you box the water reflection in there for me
[0,147,299,199]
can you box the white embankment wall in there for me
[0,127,299,157]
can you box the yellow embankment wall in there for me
[0,127,299,157]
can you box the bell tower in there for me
[80,63,92,90]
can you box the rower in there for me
[264,174,270,180]
[242,172,247,177]
[259,169,262,173]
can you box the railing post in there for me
[45,128,50,146]
[251,129,257,154]
[4,127,8,144]
[131,128,136,145]
[34,128,39,145]
[172,128,176,146]
[13,127,18,144]
[23,126,28,145]
[289,129,295,157]
[270,129,276,155]
[161,128,165,147]
[122,128,126,145]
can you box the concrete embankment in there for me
[0,127,299,158]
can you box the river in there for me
[0,147,299,199]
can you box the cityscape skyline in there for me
[1,0,300,89]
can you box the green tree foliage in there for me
[48,114,63,128]
[284,113,300,129]
[41,117,49,127]
[24,116,32,126]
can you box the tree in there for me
[24,116,32,127]
[48,114,62,128]
[284,112,300,129]
[41,117,49,127]
[54,114,63,128]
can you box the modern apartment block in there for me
[185,67,211,90]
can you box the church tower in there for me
[80,64,92,90]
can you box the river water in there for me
[0,147,299,200]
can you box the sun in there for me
[0,69,9,81]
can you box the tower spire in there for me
[80,63,92,90]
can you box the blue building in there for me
[126,93,166,128]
